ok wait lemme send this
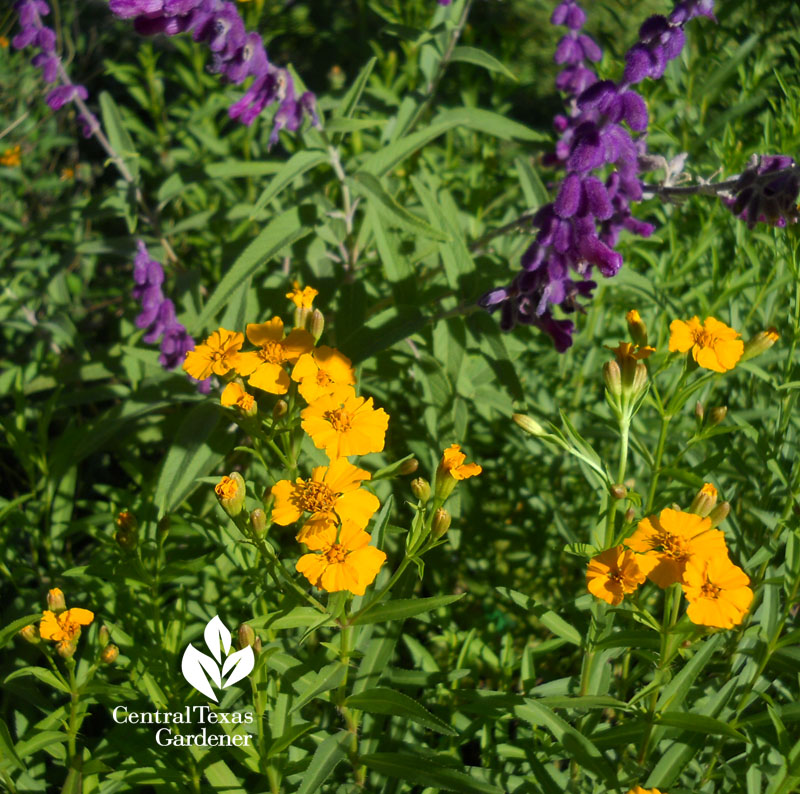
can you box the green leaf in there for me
[0,613,42,648]
[341,305,427,364]
[351,594,464,625]
[351,172,449,242]
[656,635,722,711]
[251,150,328,216]
[656,711,748,741]
[450,46,517,80]
[345,686,457,735]
[153,402,230,514]
[193,206,313,331]
[98,91,140,182]
[188,746,247,793]
[296,731,350,794]
[335,56,377,120]
[205,161,282,179]
[362,752,503,794]
[15,731,68,760]
[515,700,618,787]
[496,588,581,646]
[289,662,347,714]
[5,667,70,694]
[0,717,24,771]
[371,456,415,481]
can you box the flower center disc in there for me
[298,481,336,513]
[701,582,721,599]
[259,341,285,365]
[325,408,353,432]
[325,543,348,564]
[659,531,690,561]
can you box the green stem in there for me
[605,413,630,548]
[347,556,413,625]
[646,415,671,514]
[66,660,79,763]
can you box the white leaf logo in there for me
[180,615,255,701]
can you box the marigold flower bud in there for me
[115,527,138,551]
[253,636,262,655]
[57,640,77,659]
[695,401,705,422]
[411,478,431,503]
[215,472,246,517]
[273,400,288,420]
[603,360,622,399]
[708,501,731,528]
[624,507,636,523]
[115,510,137,533]
[741,328,779,362]
[631,361,648,398]
[250,508,267,537]
[98,625,111,646]
[309,309,325,341]
[610,483,627,500]
[398,458,419,476]
[238,623,255,650]
[708,406,728,426]
[513,413,546,437]
[19,624,39,644]
[626,309,648,347]
[294,305,312,333]
[432,508,452,539]
[689,482,718,517]
[47,588,66,614]
[100,644,119,664]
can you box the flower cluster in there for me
[132,241,201,376]
[1,146,22,167]
[480,0,715,351]
[12,0,90,114]
[20,588,95,659]
[727,155,800,228]
[191,287,389,596]
[108,0,318,144]
[587,495,753,629]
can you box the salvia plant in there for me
[1,0,799,792]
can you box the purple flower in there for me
[727,155,799,228]
[131,241,210,388]
[479,0,716,351]
[109,0,318,143]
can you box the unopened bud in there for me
[157,516,171,539]
[708,501,730,528]
[397,458,419,476]
[100,644,119,664]
[273,400,288,420]
[115,527,138,551]
[19,624,39,644]
[741,328,779,362]
[98,625,111,646]
[689,483,718,517]
[626,309,648,347]
[47,588,66,614]
[695,401,704,422]
[624,507,636,523]
[309,309,325,341]
[115,510,137,533]
[215,472,246,517]
[610,484,627,500]
[253,636,262,655]
[294,305,312,332]
[708,406,728,426]
[432,508,452,539]
[411,478,431,503]
[57,641,77,659]
[238,623,255,650]
[250,508,267,537]
[603,360,622,399]
[513,413,546,437]
[631,362,648,397]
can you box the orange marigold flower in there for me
[221,381,256,413]
[60,167,75,181]
[0,35,9,48]
[1,145,21,167]
[586,546,654,606]
[291,346,355,403]
[607,341,655,362]
[296,519,386,595]
[39,607,94,644]
[286,281,318,309]
[301,387,389,458]
[235,317,314,394]
[439,444,482,481]
[624,508,728,588]
[625,788,664,794]
[669,316,743,373]
[271,458,380,543]
[183,328,245,381]
[682,556,753,629]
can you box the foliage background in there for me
[1,0,800,791]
